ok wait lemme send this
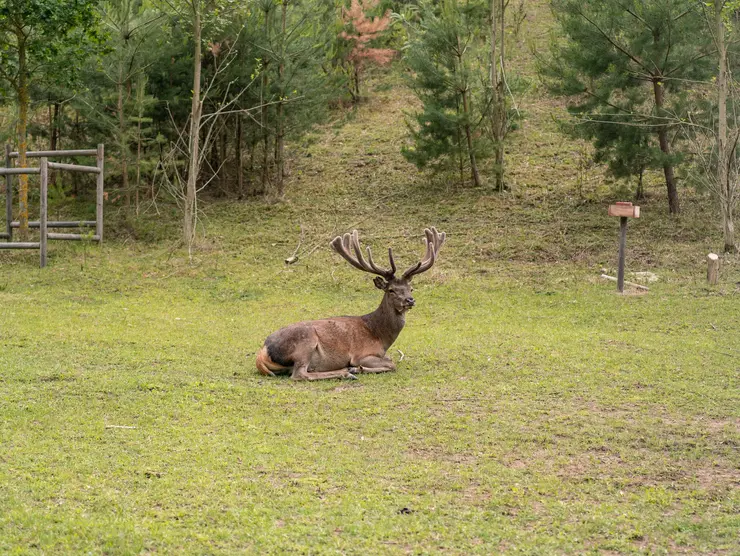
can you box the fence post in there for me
[96,144,104,243]
[40,158,48,267]
[707,253,720,285]
[5,144,12,240]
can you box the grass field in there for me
[1,5,740,553]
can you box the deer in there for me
[256,227,446,381]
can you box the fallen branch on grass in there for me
[285,225,305,264]
[600,274,649,291]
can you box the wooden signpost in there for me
[608,202,640,293]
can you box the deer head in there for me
[330,227,446,314]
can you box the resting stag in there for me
[256,228,446,380]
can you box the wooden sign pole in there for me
[608,202,640,293]
[617,216,627,292]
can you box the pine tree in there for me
[544,0,714,214]
[340,0,394,101]
[244,0,338,198]
[402,0,488,187]
[97,0,159,210]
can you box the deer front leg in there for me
[350,355,396,374]
[292,364,357,381]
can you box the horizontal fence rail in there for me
[47,233,101,241]
[47,161,101,174]
[0,167,41,175]
[9,149,98,158]
[0,242,41,249]
[11,220,96,229]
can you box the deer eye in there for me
[388,288,395,293]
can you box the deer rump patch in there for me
[264,332,299,368]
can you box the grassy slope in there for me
[1,3,739,554]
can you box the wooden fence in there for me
[0,145,104,268]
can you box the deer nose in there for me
[405,297,415,306]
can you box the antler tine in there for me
[425,226,445,257]
[330,232,370,274]
[364,246,391,277]
[402,227,446,279]
[388,247,397,275]
[330,230,395,278]
[350,230,370,268]
[352,230,396,278]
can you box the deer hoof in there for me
[348,366,361,374]
[344,372,358,380]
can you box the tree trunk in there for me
[456,35,481,188]
[722,204,736,253]
[717,5,727,194]
[260,60,270,194]
[210,126,221,194]
[72,111,81,196]
[261,105,270,193]
[220,121,228,193]
[237,114,244,198]
[117,70,130,209]
[261,3,272,196]
[16,32,29,240]
[275,0,287,198]
[497,0,506,191]
[48,103,54,150]
[715,3,737,253]
[457,120,464,188]
[652,77,679,214]
[249,138,256,195]
[184,1,202,248]
[136,101,142,214]
[635,165,645,201]
[461,87,481,187]
[50,101,60,189]
[490,0,506,192]
[51,102,60,150]
[354,66,360,101]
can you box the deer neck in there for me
[362,294,405,351]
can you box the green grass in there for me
[1,243,738,554]
[1,5,739,552]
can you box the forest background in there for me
[0,0,738,253]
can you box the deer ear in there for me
[373,276,388,290]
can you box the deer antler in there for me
[402,227,446,279]
[330,230,396,279]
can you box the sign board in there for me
[608,201,640,218]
